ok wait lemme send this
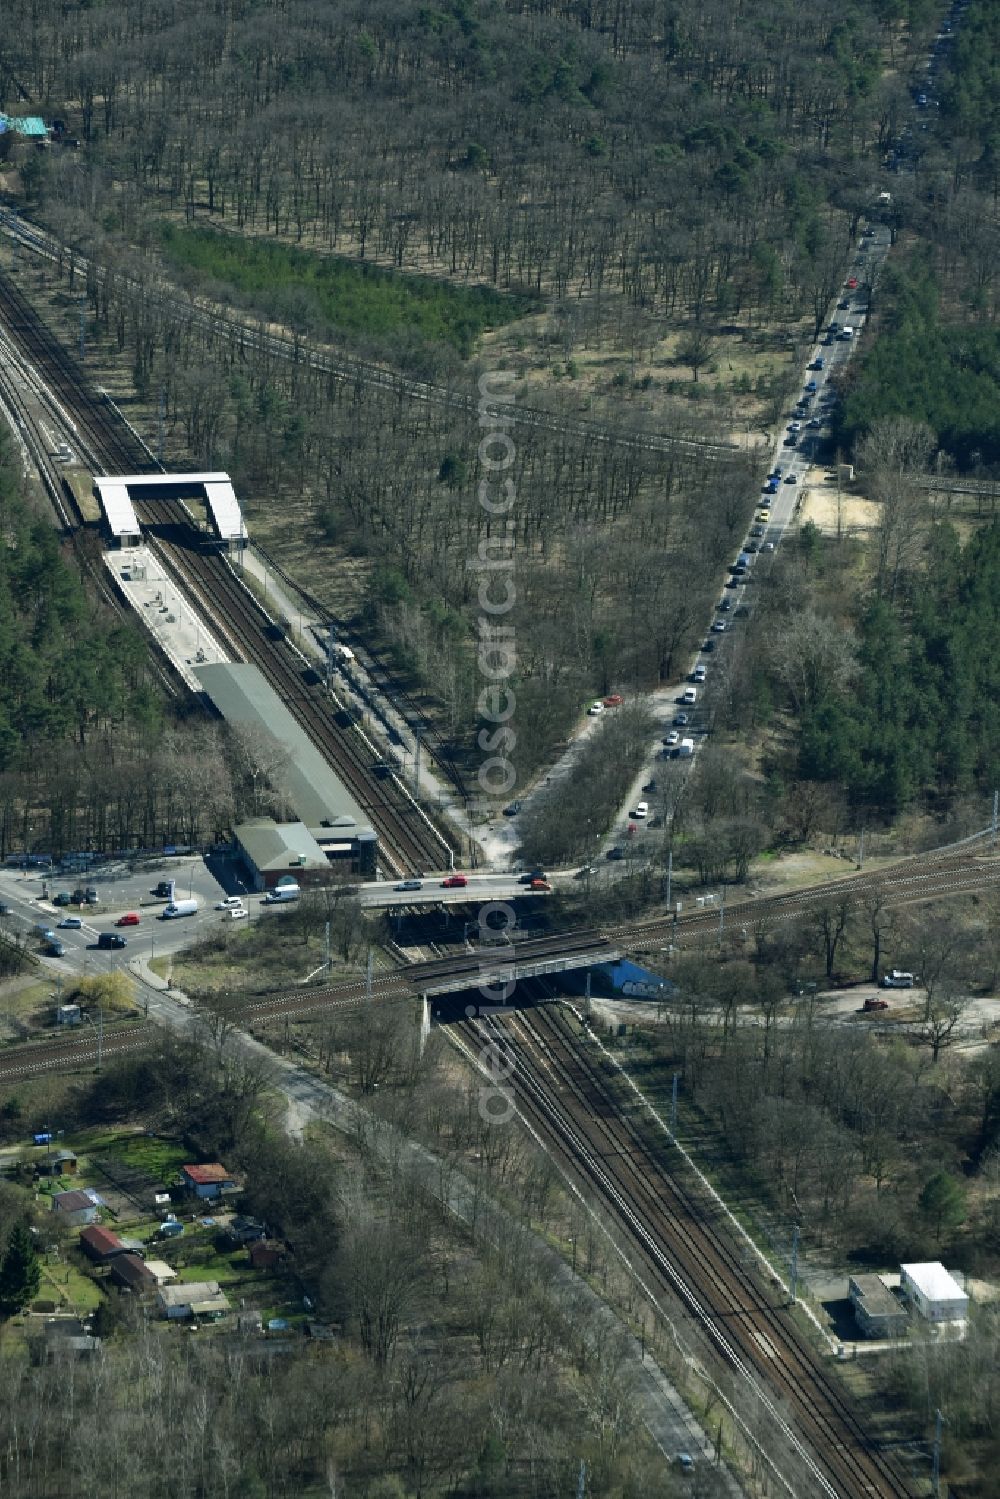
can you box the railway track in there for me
[622,838,1000,946]
[2,213,744,465]
[458,1001,918,1498]
[0,1023,153,1080]
[0,266,454,876]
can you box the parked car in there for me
[673,713,689,727]
[84,889,99,904]
[587,701,604,716]
[441,875,468,888]
[602,693,623,707]
[529,877,551,891]
[863,997,889,1012]
[693,665,707,682]
[712,620,727,633]
[632,802,649,819]
[663,731,680,747]
[503,800,523,817]
[215,896,244,910]
[228,907,248,920]
[606,847,625,861]
[784,473,797,483]
[57,916,83,929]
[642,781,657,794]
[52,892,73,906]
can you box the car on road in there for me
[215,896,244,910]
[701,639,716,652]
[693,665,707,682]
[787,421,801,432]
[394,879,423,892]
[631,802,649,819]
[606,847,625,861]
[804,379,817,392]
[784,473,797,483]
[749,526,765,538]
[642,780,657,794]
[518,869,546,885]
[676,1453,695,1473]
[783,435,797,447]
[529,877,551,891]
[97,932,127,950]
[745,541,758,553]
[718,595,733,608]
[673,712,689,727]
[602,693,624,707]
[808,357,825,371]
[503,800,522,817]
[712,620,728,634]
[441,875,468,888]
[52,892,73,906]
[663,731,680,747]
[838,299,851,310]
[761,541,775,552]
[757,508,771,522]
[228,907,248,920]
[116,912,140,926]
[587,701,604,716]
[57,916,83,929]
[846,276,858,289]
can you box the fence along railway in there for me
[0,265,455,877]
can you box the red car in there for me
[529,878,551,891]
[846,276,858,289]
[115,912,140,927]
[441,875,468,888]
[602,694,624,708]
[863,997,889,1012]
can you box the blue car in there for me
[804,379,817,392]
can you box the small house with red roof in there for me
[181,1163,238,1200]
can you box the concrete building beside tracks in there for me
[194,661,378,880]
[848,1275,908,1340]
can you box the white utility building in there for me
[899,1262,969,1324]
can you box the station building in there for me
[194,661,378,880]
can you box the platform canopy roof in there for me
[93,472,247,542]
[93,478,141,538]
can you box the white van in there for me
[162,898,199,919]
[881,969,915,989]
[262,882,300,905]
[682,687,697,705]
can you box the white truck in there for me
[678,737,695,758]
[262,882,300,905]
[162,898,199,919]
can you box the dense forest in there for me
[796,521,1000,809]
[0,449,157,765]
[840,266,1000,468]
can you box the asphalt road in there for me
[0,855,244,981]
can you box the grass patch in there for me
[160,224,535,357]
[39,1257,103,1314]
